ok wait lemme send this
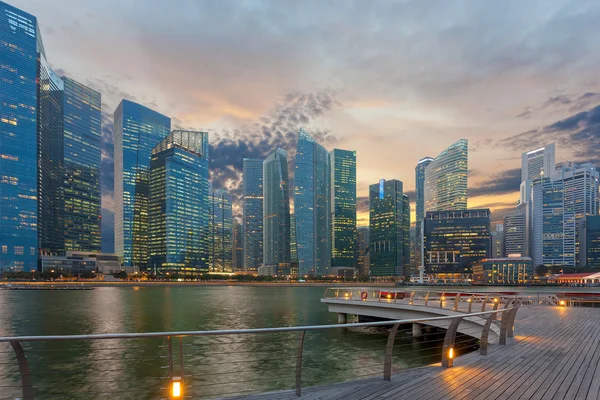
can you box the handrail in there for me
[0,308,512,343]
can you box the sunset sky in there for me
[12,0,600,252]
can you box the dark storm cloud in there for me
[469,168,521,197]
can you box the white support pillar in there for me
[412,323,423,337]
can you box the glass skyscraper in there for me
[148,130,210,273]
[0,2,39,271]
[114,100,171,268]
[209,189,233,273]
[61,77,102,252]
[263,149,290,267]
[415,157,434,267]
[331,149,356,268]
[424,139,468,212]
[242,158,263,271]
[232,221,243,270]
[294,129,331,277]
[368,179,410,277]
[583,216,600,267]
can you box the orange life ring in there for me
[361,291,368,300]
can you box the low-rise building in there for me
[472,256,533,284]
[41,252,121,276]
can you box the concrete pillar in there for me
[412,323,423,337]
[338,313,347,324]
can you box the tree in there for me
[535,264,549,277]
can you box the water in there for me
[0,286,472,399]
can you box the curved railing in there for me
[0,306,518,400]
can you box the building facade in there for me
[242,158,263,271]
[263,149,290,267]
[472,256,533,284]
[521,144,555,183]
[503,208,526,256]
[423,209,491,274]
[491,225,503,258]
[148,130,210,273]
[232,221,243,271]
[369,179,410,277]
[581,215,600,268]
[114,100,171,268]
[294,129,331,276]
[209,189,233,273]
[0,2,39,272]
[424,139,468,212]
[415,157,434,267]
[357,226,370,276]
[331,149,356,269]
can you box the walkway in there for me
[233,306,600,400]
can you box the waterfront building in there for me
[148,130,209,273]
[0,2,40,272]
[290,214,298,263]
[331,149,357,269]
[41,251,120,276]
[114,100,171,268]
[424,140,468,212]
[357,226,370,276]
[232,221,243,271]
[263,149,290,267]
[491,225,503,258]
[503,208,526,256]
[415,157,434,266]
[294,129,331,276]
[242,158,263,271]
[368,179,410,277]
[423,209,491,274]
[578,215,600,268]
[472,256,533,284]
[209,189,233,273]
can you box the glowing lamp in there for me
[441,296,446,301]
[172,377,182,398]
[386,294,392,299]
[448,348,454,359]
[493,298,499,303]
[559,300,566,307]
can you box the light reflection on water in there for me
[0,286,468,399]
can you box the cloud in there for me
[469,168,521,197]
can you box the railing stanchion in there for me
[409,291,415,305]
[167,336,173,380]
[453,293,461,311]
[481,295,489,312]
[507,306,519,338]
[424,291,429,306]
[479,313,495,355]
[11,340,34,400]
[499,307,517,345]
[440,292,445,308]
[179,336,184,386]
[441,317,463,368]
[383,323,400,381]
[296,330,306,396]
[467,295,474,313]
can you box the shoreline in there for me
[0,281,396,288]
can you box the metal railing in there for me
[0,306,518,400]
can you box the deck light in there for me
[441,296,446,301]
[386,294,392,299]
[449,348,454,359]
[172,377,182,398]
[493,298,499,303]
[559,300,566,307]
[467,298,472,303]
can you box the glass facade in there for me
[61,77,102,252]
[294,129,331,277]
[357,226,370,276]
[503,208,525,257]
[331,149,356,268]
[0,2,39,272]
[148,130,209,273]
[232,221,243,270]
[263,148,290,266]
[114,100,170,267]
[415,157,433,267]
[209,189,233,273]
[423,209,491,274]
[472,257,533,284]
[242,158,263,271]
[424,139,468,212]
[368,179,410,277]
[585,216,600,267]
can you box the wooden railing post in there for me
[409,291,415,305]
[10,340,34,400]
[442,317,463,367]
[453,293,461,311]
[507,307,519,338]
[424,292,429,306]
[481,295,490,312]
[296,330,306,396]
[479,313,496,355]
[440,292,445,308]
[383,323,401,381]
[467,295,475,313]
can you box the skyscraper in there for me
[0,2,40,271]
[521,144,555,183]
[232,221,243,271]
[581,216,600,267]
[357,226,370,276]
[263,149,290,267]
[369,179,410,277]
[331,149,357,269]
[114,100,171,268]
[424,139,468,212]
[61,77,102,252]
[148,130,210,273]
[503,208,526,256]
[294,129,331,276]
[209,189,233,273]
[242,158,263,271]
[491,225,503,258]
[415,157,434,266]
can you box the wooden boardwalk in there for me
[233,306,600,400]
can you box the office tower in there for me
[423,209,491,274]
[0,2,39,271]
[209,189,233,273]
[415,157,434,267]
[114,100,171,268]
[521,144,555,182]
[148,130,209,273]
[232,221,243,270]
[580,216,600,267]
[331,149,357,269]
[424,139,468,212]
[290,214,298,263]
[369,179,410,277]
[242,158,263,271]
[503,208,526,257]
[294,128,331,276]
[357,226,370,276]
[61,77,102,252]
[491,225,503,258]
[263,149,290,267]
[531,163,599,267]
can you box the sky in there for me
[12,0,600,252]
